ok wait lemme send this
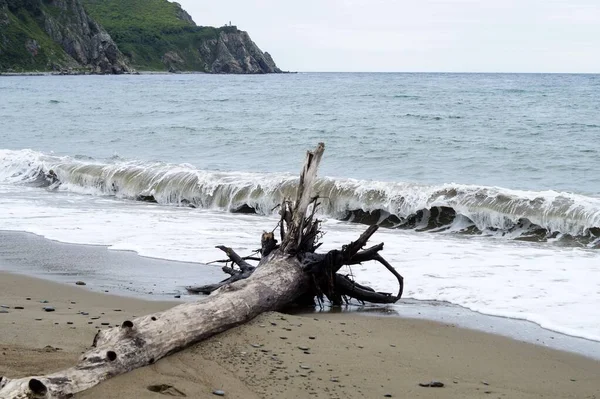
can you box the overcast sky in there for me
[177,0,600,73]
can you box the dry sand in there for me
[1,272,599,399]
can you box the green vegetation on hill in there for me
[1,0,279,73]
[82,0,192,30]
[0,1,75,71]
[82,0,237,71]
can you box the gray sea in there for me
[0,73,599,342]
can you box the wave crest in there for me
[1,149,599,247]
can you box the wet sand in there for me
[1,272,599,398]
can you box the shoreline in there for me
[0,70,295,77]
[1,271,599,398]
[1,229,600,360]
[0,71,201,77]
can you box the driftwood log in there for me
[0,143,403,398]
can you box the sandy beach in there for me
[0,271,598,399]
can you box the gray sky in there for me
[177,0,600,73]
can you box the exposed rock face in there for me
[39,0,129,73]
[0,0,11,57]
[0,0,129,73]
[0,0,8,26]
[1,0,281,74]
[162,51,185,72]
[172,2,196,26]
[201,31,281,74]
[24,39,40,56]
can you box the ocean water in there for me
[0,73,599,341]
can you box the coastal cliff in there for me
[82,0,281,73]
[0,0,129,73]
[196,30,280,74]
[0,0,281,74]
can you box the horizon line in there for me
[291,71,600,75]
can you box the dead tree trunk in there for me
[0,143,403,398]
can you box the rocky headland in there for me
[0,0,281,74]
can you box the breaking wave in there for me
[1,149,599,248]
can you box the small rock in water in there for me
[43,306,55,312]
[75,281,86,286]
[174,295,181,299]
[213,389,225,396]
